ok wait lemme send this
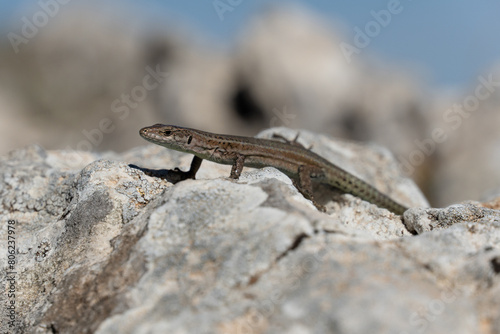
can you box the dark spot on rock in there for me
[231,82,265,123]
[490,257,500,274]
[65,189,113,239]
[276,233,309,261]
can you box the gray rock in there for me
[404,203,500,234]
[4,3,500,225]
[0,129,498,334]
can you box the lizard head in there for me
[139,124,206,156]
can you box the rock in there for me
[429,68,500,207]
[4,3,500,223]
[0,7,163,154]
[403,203,500,234]
[0,4,429,163]
[1,131,498,334]
[233,6,428,149]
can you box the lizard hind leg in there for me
[272,133,313,150]
[294,165,326,212]
[229,154,246,179]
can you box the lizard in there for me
[139,124,409,215]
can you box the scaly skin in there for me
[139,124,408,215]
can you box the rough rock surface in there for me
[1,128,499,334]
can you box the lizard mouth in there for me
[139,128,164,144]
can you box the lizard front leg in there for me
[186,155,203,179]
[171,155,203,181]
[136,155,203,183]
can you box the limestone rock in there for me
[1,129,498,334]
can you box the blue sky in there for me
[2,0,500,88]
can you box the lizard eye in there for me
[162,130,172,136]
[187,136,193,144]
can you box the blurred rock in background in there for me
[0,3,499,207]
[427,64,500,206]
[0,6,160,152]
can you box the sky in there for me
[2,0,500,88]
